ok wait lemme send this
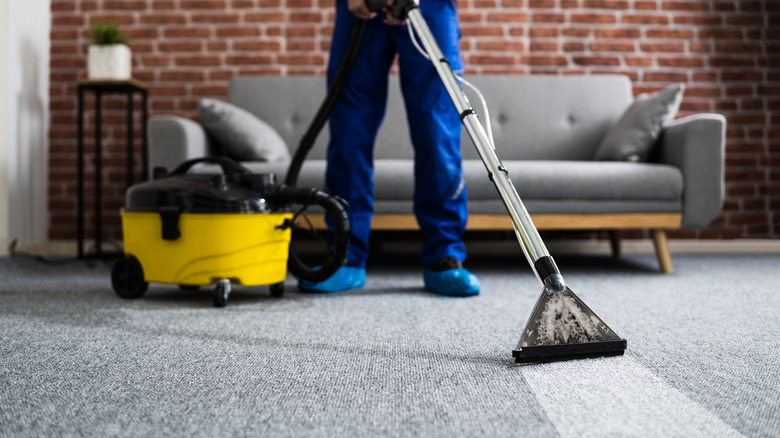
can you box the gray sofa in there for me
[148,75,726,273]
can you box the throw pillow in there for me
[198,98,291,162]
[594,83,685,162]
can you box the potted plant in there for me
[88,22,131,80]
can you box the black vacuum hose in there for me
[283,19,368,282]
[285,19,367,186]
[271,186,352,283]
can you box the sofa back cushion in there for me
[228,74,633,162]
[463,75,632,161]
[228,76,410,160]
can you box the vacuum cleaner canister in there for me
[112,159,293,306]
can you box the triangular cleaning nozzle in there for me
[513,286,626,363]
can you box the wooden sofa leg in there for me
[651,229,673,274]
[608,230,622,258]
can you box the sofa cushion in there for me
[229,159,683,215]
[465,160,683,201]
[376,160,683,215]
[461,75,634,161]
[363,160,682,201]
[594,83,684,162]
[198,98,291,162]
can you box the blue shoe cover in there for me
[423,268,481,297]
[298,266,366,293]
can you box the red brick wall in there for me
[49,0,778,241]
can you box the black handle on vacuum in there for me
[272,185,351,283]
[169,157,251,179]
[365,0,416,19]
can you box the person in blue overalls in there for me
[299,0,480,296]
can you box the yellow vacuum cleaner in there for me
[111,157,350,307]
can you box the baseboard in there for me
[8,239,110,258]
[0,237,9,257]
[9,238,780,259]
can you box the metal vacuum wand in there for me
[364,0,626,363]
[402,4,566,293]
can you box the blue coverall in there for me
[325,0,468,269]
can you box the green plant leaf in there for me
[92,22,129,46]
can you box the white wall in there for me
[0,0,9,254]
[1,0,51,255]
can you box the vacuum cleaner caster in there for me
[213,279,231,308]
[269,282,285,298]
[111,256,149,299]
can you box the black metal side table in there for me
[77,79,148,259]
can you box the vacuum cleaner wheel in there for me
[111,256,149,299]
[213,279,231,308]
[269,282,285,298]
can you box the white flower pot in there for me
[88,44,132,80]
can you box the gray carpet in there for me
[1,252,778,437]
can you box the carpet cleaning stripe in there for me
[520,356,745,437]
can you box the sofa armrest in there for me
[148,116,211,177]
[655,113,726,228]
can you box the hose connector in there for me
[543,273,566,294]
[534,255,566,294]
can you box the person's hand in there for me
[348,0,376,19]
[346,0,419,25]
[382,0,419,25]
